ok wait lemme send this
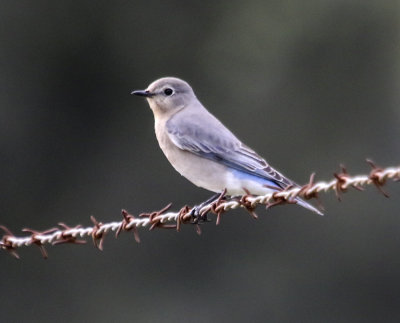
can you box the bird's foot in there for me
[190,204,211,224]
[189,192,224,224]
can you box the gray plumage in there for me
[132,77,322,215]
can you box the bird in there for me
[132,77,323,216]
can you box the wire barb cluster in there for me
[1,161,399,259]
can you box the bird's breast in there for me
[154,119,228,192]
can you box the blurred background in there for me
[1,0,399,322]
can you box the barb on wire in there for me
[1,161,399,259]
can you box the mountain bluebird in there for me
[132,77,322,216]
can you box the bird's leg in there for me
[190,192,224,223]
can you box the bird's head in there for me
[132,77,196,116]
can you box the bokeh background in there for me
[1,1,399,322]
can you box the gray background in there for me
[1,1,399,322]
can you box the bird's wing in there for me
[166,111,293,188]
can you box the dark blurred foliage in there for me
[0,1,399,322]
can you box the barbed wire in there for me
[1,160,399,259]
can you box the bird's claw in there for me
[189,191,225,224]
[190,205,211,224]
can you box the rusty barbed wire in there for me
[1,161,399,259]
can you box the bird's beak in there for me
[131,89,154,97]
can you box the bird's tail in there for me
[295,197,324,216]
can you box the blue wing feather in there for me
[166,110,292,189]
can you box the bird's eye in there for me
[164,88,173,96]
